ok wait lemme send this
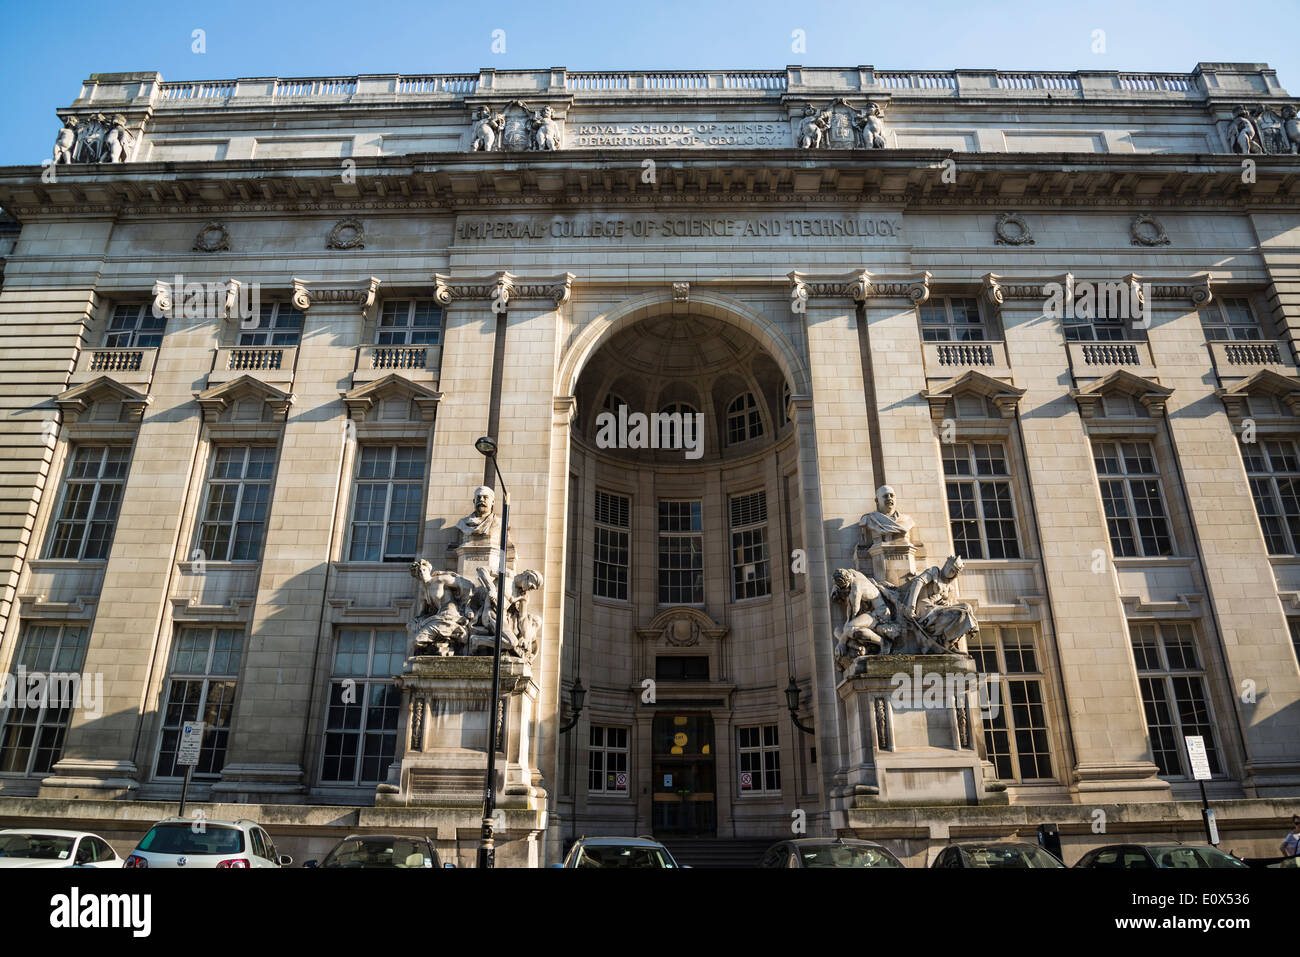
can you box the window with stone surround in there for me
[320,628,402,786]
[104,303,166,349]
[942,442,1020,560]
[1128,620,1223,778]
[593,490,630,600]
[726,393,763,445]
[196,445,276,562]
[0,623,89,775]
[346,445,425,562]
[1242,438,1300,556]
[376,299,442,346]
[737,724,780,793]
[1200,297,1265,341]
[658,500,703,604]
[968,625,1054,782]
[588,725,629,794]
[1091,439,1174,557]
[44,445,131,561]
[154,627,242,779]
[729,491,771,600]
[238,301,304,347]
[919,296,989,341]
[1291,619,1300,667]
[1062,293,1129,341]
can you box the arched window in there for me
[658,403,699,450]
[780,382,792,427]
[726,393,763,445]
[603,392,628,413]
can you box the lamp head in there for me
[475,436,499,457]
[784,676,802,714]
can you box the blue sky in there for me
[1,0,1297,166]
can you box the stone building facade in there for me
[0,62,1298,865]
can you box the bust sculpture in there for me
[859,485,917,547]
[455,485,503,544]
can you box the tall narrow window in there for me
[737,725,780,793]
[1242,439,1300,555]
[0,624,89,775]
[1129,621,1222,778]
[593,491,630,600]
[588,726,629,794]
[968,626,1054,781]
[347,446,424,562]
[1289,619,1300,667]
[320,628,403,785]
[919,296,987,341]
[729,491,770,600]
[197,446,275,562]
[942,442,1020,560]
[238,301,304,347]
[1092,439,1173,557]
[104,303,165,348]
[155,627,242,779]
[45,445,131,560]
[658,500,703,604]
[377,300,442,346]
[1200,297,1263,341]
[726,393,763,445]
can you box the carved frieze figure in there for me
[470,106,505,151]
[1228,106,1262,154]
[52,117,77,164]
[530,106,563,150]
[853,102,886,149]
[455,485,504,544]
[57,112,140,164]
[1283,106,1300,154]
[1253,104,1288,155]
[859,485,917,548]
[796,105,830,149]
[105,115,135,163]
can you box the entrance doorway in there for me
[651,713,716,835]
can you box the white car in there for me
[124,817,291,869]
[0,829,123,868]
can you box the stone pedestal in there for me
[835,655,1005,808]
[862,540,918,585]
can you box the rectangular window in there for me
[320,628,403,785]
[588,725,629,794]
[942,442,1020,560]
[729,491,770,600]
[238,301,304,347]
[1290,619,1300,667]
[45,445,131,560]
[784,473,803,590]
[377,300,443,346]
[968,626,1054,781]
[197,446,275,562]
[1129,621,1223,778]
[658,500,703,604]
[104,303,165,349]
[0,624,89,775]
[1063,292,1128,341]
[347,446,424,562]
[919,296,988,342]
[1201,297,1264,341]
[155,627,242,779]
[655,656,709,681]
[1242,439,1300,555]
[593,491,630,600]
[737,724,780,793]
[1092,439,1173,557]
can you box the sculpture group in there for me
[52,113,138,164]
[470,103,563,151]
[796,100,887,150]
[1228,104,1300,155]
[831,485,979,670]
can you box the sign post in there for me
[177,721,204,817]
[1184,735,1217,845]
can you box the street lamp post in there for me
[475,435,509,870]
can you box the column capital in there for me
[432,271,575,307]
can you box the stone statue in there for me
[408,557,543,662]
[58,112,137,164]
[530,107,562,150]
[408,560,479,656]
[854,102,886,149]
[796,105,830,149]
[831,568,900,665]
[898,556,979,654]
[1253,105,1288,154]
[53,118,78,164]
[104,115,134,163]
[470,106,504,151]
[1282,106,1300,154]
[859,485,917,547]
[455,485,503,544]
[1229,106,1262,154]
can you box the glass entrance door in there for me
[651,714,716,836]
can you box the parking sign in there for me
[178,722,205,767]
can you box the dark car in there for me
[303,834,445,869]
[931,842,1065,868]
[760,838,905,868]
[1074,843,1248,869]
[555,836,682,868]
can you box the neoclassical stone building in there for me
[0,62,1298,866]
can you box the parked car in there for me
[303,834,446,869]
[555,836,682,868]
[931,842,1065,868]
[1074,843,1249,869]
[0,829,122,868]
[123,817,291,869]
[759,838,904,868]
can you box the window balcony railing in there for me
[70,347,158,386]
[352,344,440,386]
[1067,340,1157,382]
[921,340,1011,380]
[208,346,296,387]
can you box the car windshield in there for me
[323,839,432,868]
[963,845,1062,868]
[137,824,244,855]
[0,834,76,860]
[576,845,675,868]
[1150,846,1248,869]
[798,844,902,868]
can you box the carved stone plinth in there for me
[864,540,918,585]
[451,539,516,579]
[834,655,1006,809]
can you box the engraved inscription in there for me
[455,213,904,243]
[571,121,787,148]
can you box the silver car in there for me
[556,836,682,868]
[0,829,122,869]
[124,817,291,869]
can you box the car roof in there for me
[0,829,94,838]
[573,836,668,847]
[779,838,890,848]
[336,834,430,842]
[151,817,257,827]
